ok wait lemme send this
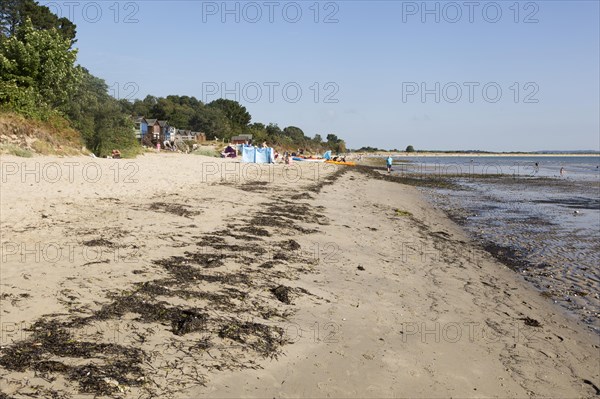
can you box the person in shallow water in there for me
[386,155,393,173]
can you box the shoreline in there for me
[364,153,600,157]
[1,154,598,397]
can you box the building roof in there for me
[158,120,168,127]
[231,134,252,141]
[146,119,158,125]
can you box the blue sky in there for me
[46,1,599,151]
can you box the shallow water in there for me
[393,156,600,333]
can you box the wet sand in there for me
[0,153,598,398]
[416,175,600,333]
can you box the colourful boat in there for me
[325,160,356,166]
[292,157,326,162]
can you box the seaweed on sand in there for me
[355,165,462,189]
[172,310,209,336]
[263,203,327,225]
[482,241,529,271]
[82,292,209,336]
[0,319,147,395]
[82,238,116,247]
[239,181,270,192]
[135,280,233,306]
[154,257,253,286]
[238,226,271,237]
[218,321,286,358]
[308,167,350,193]
[520,317,542,327]
[290,192,314,200]
[195,239,267,256]
[270,285,293,304]
[258,260,280,269]
[149,202,200,218]
[250,215,318,234]
[277,239,301,251]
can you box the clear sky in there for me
[44,0,600,151]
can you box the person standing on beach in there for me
[386,155,393,173]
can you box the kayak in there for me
[325,160,356,166]
[292,157,326,162]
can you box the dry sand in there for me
[0,153,598,398]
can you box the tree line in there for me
[0,0,346,157]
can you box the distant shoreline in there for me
[360,152,599,157]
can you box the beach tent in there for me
[223,145,236,158]
[323,150,332,160]
[242,146,274,163]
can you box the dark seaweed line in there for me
[0,171,350,398]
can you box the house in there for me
[173,130,207,142]
[133,117,148,140]
[146,119,161,141]
[196,132,206,142]
[167,126,176,142]
[158,120,170,141]
[231,134,252,144]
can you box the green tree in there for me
[65,67,137,156]
[207,98,251,131]
[192,105,233,139]
[406,145,415,152]
[0,0,76,45]
[265,123,283,143]
[283,126,305,142]
[243,122,268,144]
[0,18,81,112]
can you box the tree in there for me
[265,123,282,142]
[65,67,136,156]
[243,122,268,144]
[406,145,415,152]
[0,18,81,110]
[207,98,251,131]
[192,106,233,140]
[0,0,76,45]
[283,126,305,142]
[0,0,19,39]
[326,134,339,144]
[313,134,323,144]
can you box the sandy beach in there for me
[0,153,599,398]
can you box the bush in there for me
[192,147,220,157]
[406,145,415,153]
[0,143,34,157]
